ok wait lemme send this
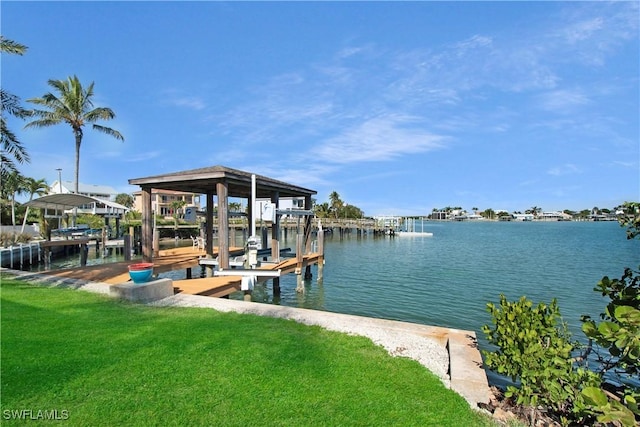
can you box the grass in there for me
[1,276,494,426]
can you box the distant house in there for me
[429,210,448,220]
[513,213,534,221]
[539,211,573,221]
[132,189,201,218]
[256,197,308,221]
[49,180,127,217]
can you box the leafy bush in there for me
[580,202,640,426]
[0,232,32,247]
[482,295,599,424]
[483,202,640,426]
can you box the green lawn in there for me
[1,276,494,426]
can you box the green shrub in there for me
[579,202,640,426]
[0,232,32,247]
[482,295,599,424]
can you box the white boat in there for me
[396,231,433,237]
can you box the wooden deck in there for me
[40,245,321,298]
[172,253,323,298]
[41,246,242,285]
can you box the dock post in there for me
[295,234,304,293]
[244,290,252,301]
[124,234,132,261]
[80,244,88,266]
[273,277,280,296]
[261,227,268,250]
[317,229,324,283]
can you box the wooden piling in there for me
[317,229,324,282]
[273,277,281,296]
[124,234,132,261]
[295,234,304,293]
[80,244,88,266]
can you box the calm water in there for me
[249,222,637,334]
[31,221,639,386]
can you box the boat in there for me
[396,231,433,237]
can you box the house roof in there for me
[52,181,118,196]
[129,165,316,199]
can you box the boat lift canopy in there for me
[23,194,129,217]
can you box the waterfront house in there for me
[539,211,573,221]
[513,213,534,221]
[132,189,201,219]
[255,197,306,221]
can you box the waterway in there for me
[24,220,639,386]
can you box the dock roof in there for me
[129,165,316,198]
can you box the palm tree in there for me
[314,202,331,219]
[115,193,134,209]
[20,177,48,233]
[329,191,344,219]
[170,200,187,237]
[25,75,124,197]
[528,206,541,218]
[1,171,26,227]
[228,202,242,212]
[0,36,31,180]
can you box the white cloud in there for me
[162,89,207,110]
[123,150,163,162]
[174,97,206,110]
[313,114,447,164]
[536,89,591,113]
[547,163,581,176]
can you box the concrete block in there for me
[110,278,173,303]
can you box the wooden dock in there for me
[40,246,238,285]
[38,245,323,298]
[172,253,323,297]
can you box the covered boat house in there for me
[128,165,317,270]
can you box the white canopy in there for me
[23,193,99,209]
[23,194,128,212]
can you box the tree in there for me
[170,200,186,236]
[314,202,331,219]
[481,208,495,220]
[328,191,344,219]
[343,204,364,219]
[1,171,26,227]
[0,36,31,180]
[115,193,134,209]
[228,202,242,212]
[20,177,48,233]
[25,75,124,212]
[527,206,541,218]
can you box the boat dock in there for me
[29,244,324,299]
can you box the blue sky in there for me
[3,1,638,215]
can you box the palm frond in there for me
[1,89,31,118]
[85,107,116,122]
[1,117,30,163]
[92,124,124,141]
[0,36,28,55]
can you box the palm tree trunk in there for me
[20,206,30,234]
[11,195,16,227]
[73,131,82,227]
